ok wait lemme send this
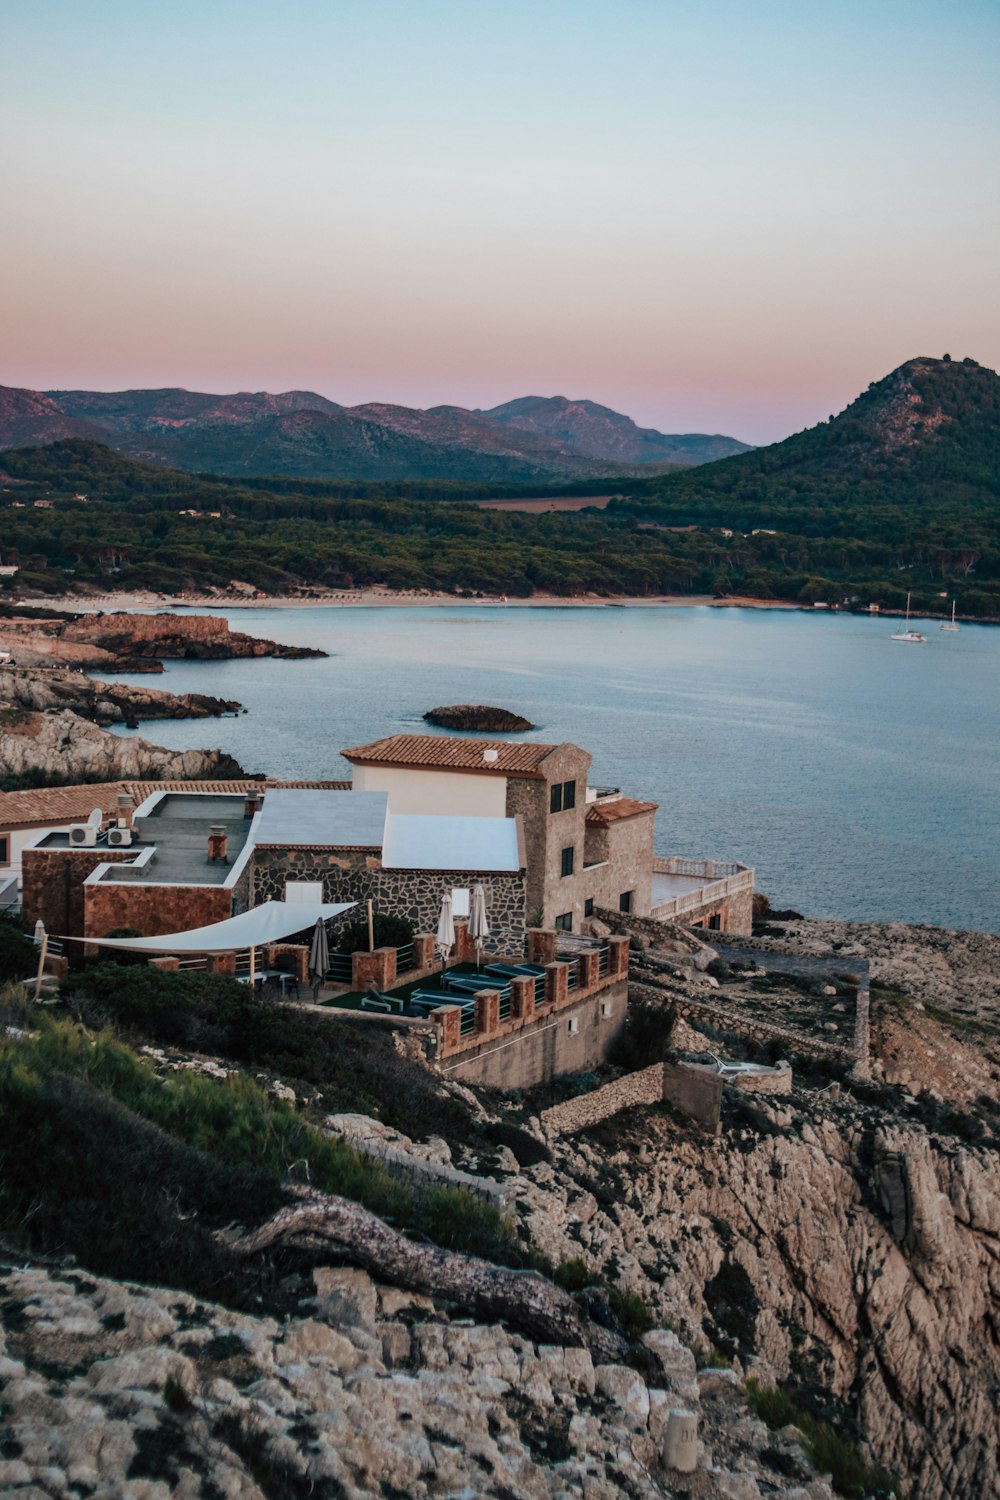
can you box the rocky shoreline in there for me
[0,609,325,671]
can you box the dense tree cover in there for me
[1,355,998,617]
[607,357,1000,612]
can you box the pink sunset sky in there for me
[2,0,997,445]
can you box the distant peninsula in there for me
[423,705,535,732]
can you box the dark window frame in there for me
[618,890,633,913]
[563,779,576,810]
[550,783,563,814]
[0,835,8,865]
[583,897,594,917]
[561,845,575,878]
[555,911,573,931]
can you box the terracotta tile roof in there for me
[0,782,131,828]
[341,734,557,777]
[0,779,351,828]
[585,796,659,826]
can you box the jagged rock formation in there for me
[423,704,536,731]
[0,611,324,667]
[0,665,240,725]
[0,1253,833,1499]
[0,708,245,782]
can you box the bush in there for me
[336,913,414,955]
[609,1285,655,1337]
[745,1380,900,1498]
[612,996,676,1071]
[65,963,470,1143]
[554,1257,599,1292]
[0,916,36,984]
[0,1008,536,1296]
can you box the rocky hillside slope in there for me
[0,1252,835,1500]
[0,383,749,482]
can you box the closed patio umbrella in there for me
[469,884,490,966]
[308,918,330,999]
[435,891,455,968]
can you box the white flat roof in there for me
[382,813,521,872]
[254,789,389,847]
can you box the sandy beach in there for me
[18,589,806,614]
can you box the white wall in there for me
[352,766,507,818]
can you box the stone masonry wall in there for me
[439,981,628,1090]
[84,881,231,941]
[540,1060,723,1136]
[580,811,656,922]
[21,847,136,937]
[505,744,590,927]
[252,849,526,950]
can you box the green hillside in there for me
[1,355,999,616]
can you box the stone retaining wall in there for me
[328,1133,511,1215]
[540,1060,722,1136]
[629,981,856,1064]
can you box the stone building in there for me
[21,785,526,948]
[341,733,752,935]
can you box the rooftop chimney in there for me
[483,748,499,764]
[208,825,229,863]
[116,793,133,828]
[244,788,264,819]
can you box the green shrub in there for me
[336,913,414,955]
[65,963,470,1143]
[554,1257,599,1292]
[0,917,36,984]
[745,1380,900,1498]
[0,1008,536,1301]
[609,1286,655,1337]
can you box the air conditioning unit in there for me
[107,827,133,848]
[69,824,99,846]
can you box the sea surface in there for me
[108,605,1000,932]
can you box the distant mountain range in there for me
[0,384,751,484]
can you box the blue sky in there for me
[2,0,997,441]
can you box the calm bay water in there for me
[109,605,1000,932]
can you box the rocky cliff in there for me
[0,665,241,725]
[0,709,245,782]
[0,611,324,668]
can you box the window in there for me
[0,836,8,866]
[709,913,722,931]
[561,846,575,877]
[583,897,594,918]
[285,880,323,903]
[567,1016,580,1035]
[601,999,614,1018]
[555,912,573,931]
[550,780,576,813]
[618,890,632,913]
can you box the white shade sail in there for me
[73,900,355,955]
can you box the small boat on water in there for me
[891,593,926,643]
[941,599,960,632]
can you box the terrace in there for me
[650,856,754,924]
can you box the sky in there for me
[1,0,998,444]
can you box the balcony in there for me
[650,856,754,922]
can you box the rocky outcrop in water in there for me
[423,704,536,731]
[0,610,325,669]
[0,665,241,725]
[0,709,246,783]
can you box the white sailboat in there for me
[940,599,960,632]
[891,593,926,643]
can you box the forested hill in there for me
[612,356,1000,540]
[1,355,999,616]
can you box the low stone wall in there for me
[686,1061,794,1096]
[629,980,856,1065]
[438,981,628,1090]
[328,1132,511,1215]
[540,1060,722,1136]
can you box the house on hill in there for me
[341,733,752,934]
